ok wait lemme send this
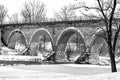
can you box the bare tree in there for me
[74,0,119,72]
[8,13,19,24]
[21,0,47,23]
[54,5,76,21]
[0,5,7,24]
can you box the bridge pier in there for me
[51,46,57,62]
[53,46,58,62]
[89,45,99,64]
[46,45,57,63]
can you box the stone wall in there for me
[1,23,101,63]
[19,26,98,46]
[20,26,99,63]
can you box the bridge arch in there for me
[89,28,106,47]
[89,26,120,57]
[29,28,54,56]
[90,26,117,47]
[56,27,86,61]
[7,29,27,50]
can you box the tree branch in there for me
[97,0,109,33]
[113,24,120,51]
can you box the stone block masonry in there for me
[1,19,114,63]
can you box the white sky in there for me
[0,0,95,20]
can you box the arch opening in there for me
[29,28,54,58]
[89,27,120,65]
[56,27,86,62]
[6,29,27,55]
[1,29,12,46]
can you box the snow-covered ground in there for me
[1,46,120,80]
[0,55,43,61]
[0,65,120,80]
[64,64,120,68]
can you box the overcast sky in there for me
[0,0,95,19]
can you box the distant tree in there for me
[73,0,119,72]
[8,13,19,24]
[21,0,47,23]
[0,5,7,24]
[54,5,76,21]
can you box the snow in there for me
[0,55,43,62]
[62,64,120,69]
[0,46,27,55]
[15,42,26,53]
[1,46,120,79]
[98,56,120,66]
[0,66,120,80]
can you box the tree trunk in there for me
[108,42,117,72]
[109,50,117,72]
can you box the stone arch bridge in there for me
[0,19,119,63]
